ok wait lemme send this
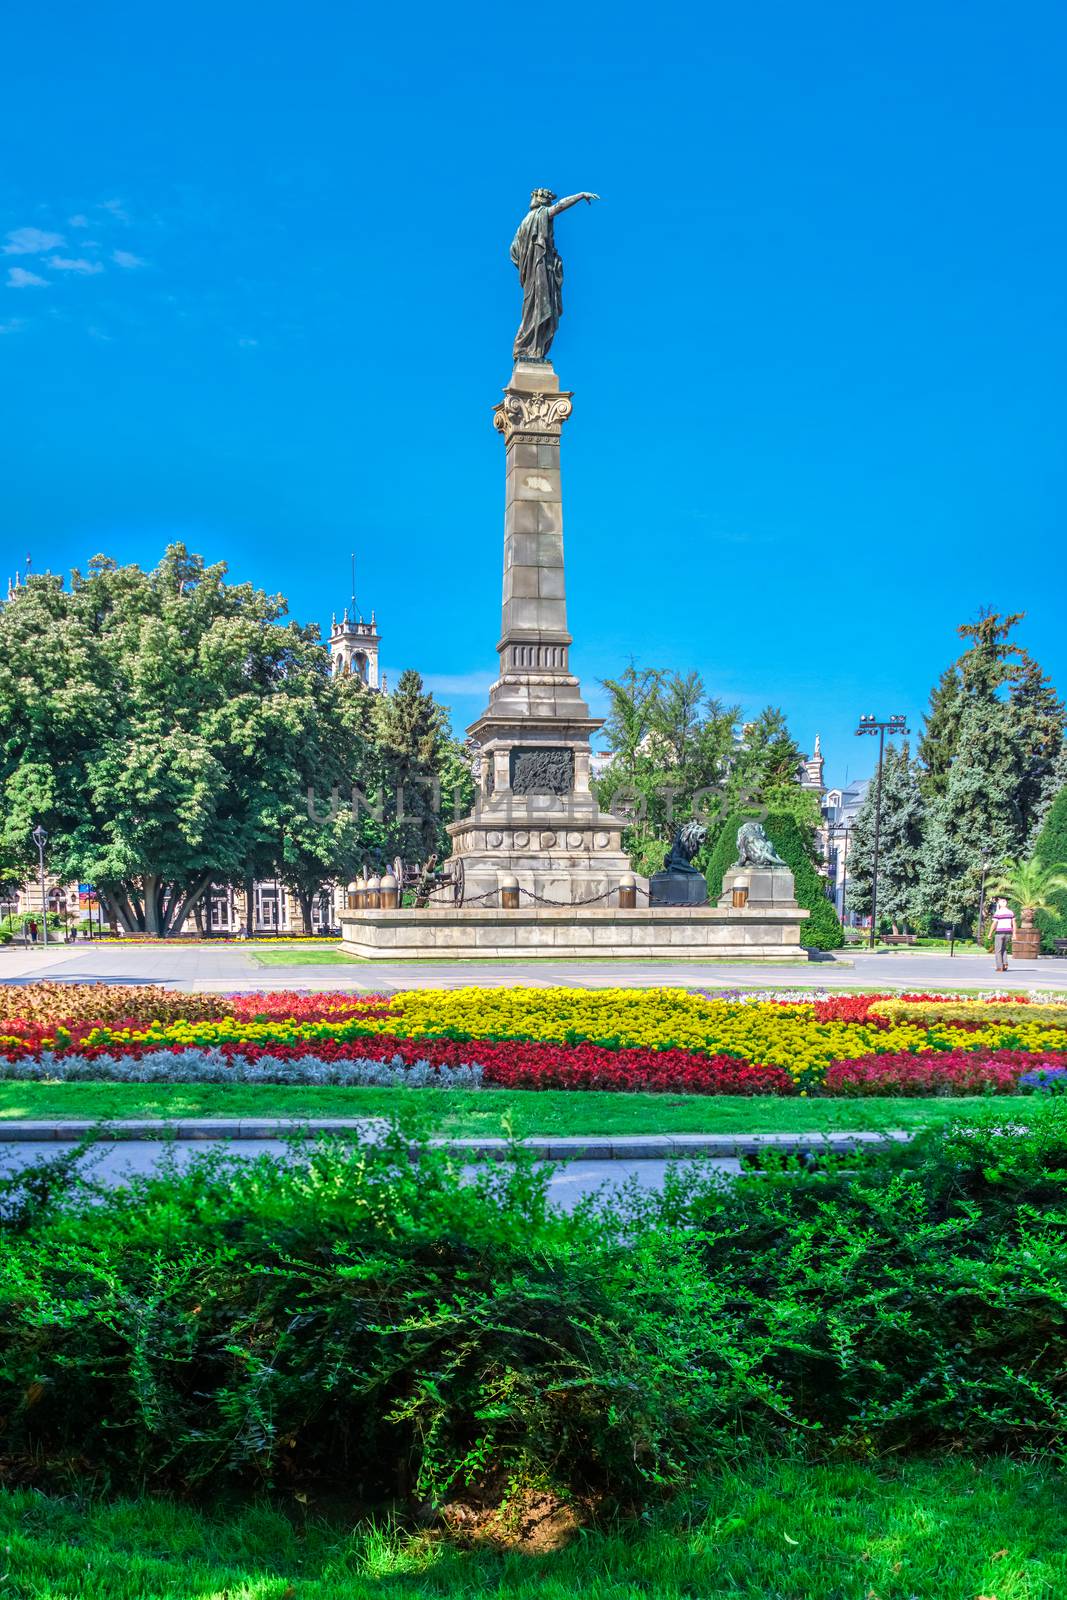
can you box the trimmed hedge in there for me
[703,809,844,950]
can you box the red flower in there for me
[825,1048,1061,1097]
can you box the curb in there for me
[0,1120,913,1156]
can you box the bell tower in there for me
[330,608,381,687]
[329,554,382,689]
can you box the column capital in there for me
[493,387,573,445]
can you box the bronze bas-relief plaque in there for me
[510,747,574,796]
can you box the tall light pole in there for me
[31,824,48,948]
[855,714,908,950]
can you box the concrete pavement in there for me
[3,940,1067,992]
[0,1123,907,1156]
[0,1138,742,1212]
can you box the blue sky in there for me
[3,0,1065,788]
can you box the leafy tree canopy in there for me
[0,546,460,935]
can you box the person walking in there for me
[26,918,38,944]
[991,897,1016,973]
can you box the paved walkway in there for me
[2,941,1066,992]
[0,1139,741,1212]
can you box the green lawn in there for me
[2,1457,1062,1598]
[252,948,364,966]
[0,1080,1038,1135]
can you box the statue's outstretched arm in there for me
[548,192,599,217]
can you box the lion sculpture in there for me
[735,820,786,868]
[663,819,708,874]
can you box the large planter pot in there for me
[1013,927,1042,960]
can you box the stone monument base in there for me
[649,870,707,907]
[719,864,800,910]
[340,903,809,960]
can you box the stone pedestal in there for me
[341,904,809,960]
[718,865,800,911]
[438,360,636,910]
[650,869,708,907]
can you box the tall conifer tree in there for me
[845,741,925,930]
[374,669,450,863]
[918,664,962,801]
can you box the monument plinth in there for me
[438,360,636,909]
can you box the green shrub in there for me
[701,809,844,950]
[1,1109,1065,1508]
[1033,785,1067,951]
[627,1100,1067,1452]
[0,1134,729,1508]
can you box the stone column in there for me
[493,361,574,680]
[436,359,637,907]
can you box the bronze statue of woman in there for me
[510,188,599,364]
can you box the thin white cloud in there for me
[48,256,104,275]
[68,214,89,228]
[238,336,259,347]
[420,670,496,697]
[3,227,64,256]
[6,267,47,289]
[99,198,130,222]
[111,249,145,269]
[87,324,112,341]
[0,317,26,333]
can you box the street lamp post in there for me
[855,714,908,950]
[31,824,48,948]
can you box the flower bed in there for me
[2,987,1066,1098]
[870,999,1067,1028]
[0,984,224,1027]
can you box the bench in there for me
[881,933,917,946]
[1055,939,1067,958]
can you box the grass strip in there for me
[0,1457,1062,1598]
[251,950,364,966]
[0,1081,1039,1134]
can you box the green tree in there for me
[915,611,1064,926]
[374,670,453,865]
[594,672,813,878]
[917,664,962,801]
[845,742,925,931]
[1011,662,1067,844]
[1031,784,1067,950]
[727,708,803,809]
[918,610,1063,828]
[0,546,369,935]
[600,663,664,781]
[918,697,1022,927]
[594,669,739,865]
[989,855,1067,932]
[274,674,387,929]
[1030,736,1067,848]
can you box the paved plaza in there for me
[2,939,1066,993]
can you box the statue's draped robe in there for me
[510,205,563,362]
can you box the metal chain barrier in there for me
[514,881,650,908]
